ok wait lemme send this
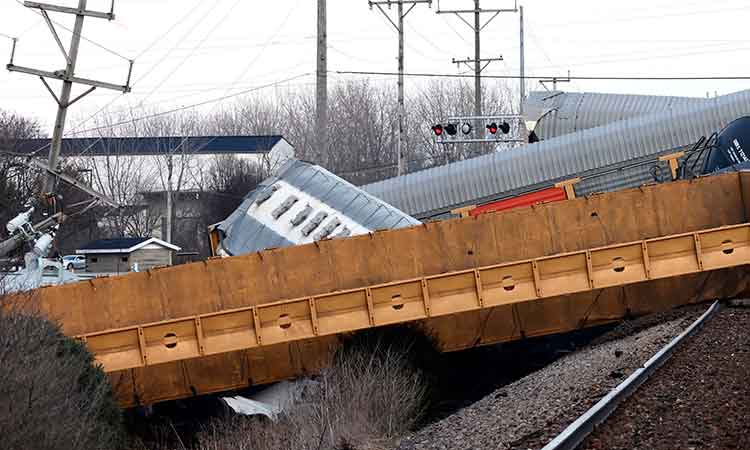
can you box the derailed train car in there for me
[26,89,750,408]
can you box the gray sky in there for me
[1,0,749,133]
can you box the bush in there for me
[186,326,434,450]
[0,294,126,450]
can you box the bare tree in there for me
[81,110,207,242]
[205,154,266,222]
[0,110,43,234]
[48,79,517,256]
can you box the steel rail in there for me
[540,300,722,450]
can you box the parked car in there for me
[62,254,86,271]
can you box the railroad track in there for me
[542,300,750,450]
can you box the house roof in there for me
[13,135,287,156]
[77,237,181,254]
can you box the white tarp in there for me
[221,380,316,420]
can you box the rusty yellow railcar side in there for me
[35,172,750,407]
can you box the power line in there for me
[439,14,470,44]
[533,4,748,29]
[8,0,132,196]
[14,0,132,61]
[130,2,218,89]
[136,0,231,106]
[511,42,750,73]
[132,0,204,61]
[227,0,301,97]
[523,18,581,91]
[65,0,300,167]
[332,70,750,81]
[17,18,42,38]
[69,72,312,135]
[65,1,220,137]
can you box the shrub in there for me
[187,326,434,450]
[0,294,126,450]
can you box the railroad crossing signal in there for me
[431,115,526,144]
[486,121,510,135]
[431,122,473,137]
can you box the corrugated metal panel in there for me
[525,91,707,140]
[363,89,750,219]
[217,160,420,255]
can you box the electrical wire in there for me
[524,19,582,91]
[69,72,312,135]
[64,1,219,138]
[140,0,303,166]
[31,0,298,168]
[533,4,748,29]
[13,0,132,61]
[439,14,470,45]
[131,0,204,61]
[221,0,301,97]
[331,70,750,81]
[135,0,229,106]
[17,18,42,38]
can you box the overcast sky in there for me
[1,0,749,133]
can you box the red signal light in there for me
[486,122,498,134]
[432,124,444,136]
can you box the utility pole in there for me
[539,70,571,91]
[438,0,518,133]
[166,156,173,244]
[6,0,132,196]
[519,4,525,116]
[369,0,432,176]
[316,0,328,159]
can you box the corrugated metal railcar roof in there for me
[363,89,750,219]
[525,91,707,140]
[217,160,420,255]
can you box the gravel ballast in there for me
[579,307,750,450]
[395,305,707,450]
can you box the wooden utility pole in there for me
[519,4,525,116]
[6,0,132,195]
[166,156,173,246]
[369,0,432,176]
[439,0,518,134]
[316,0,328,158]
[473,0,481,118]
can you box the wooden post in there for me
[554,177,581,200]
[658,151,685,181]
[451,205,477,218]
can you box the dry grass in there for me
[0,291,126,450]
[145,326,435,450]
